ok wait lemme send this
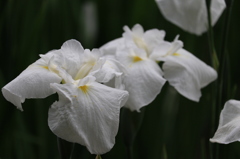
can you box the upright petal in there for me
[2,63,62,111]
[210,100,240,144]
[48,78,129,154]
[61,39,84,58]
[162,48,217,101]
[143,29,166,53]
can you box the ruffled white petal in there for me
[150,38,183,61]
[210,100,240,144]
[162,48,217,101]
[117,48,166,111]
[149,42,172,60]
[48,78,129,154]
[94,58,126,89]
[155,0,226,35]
[2,64,61,111]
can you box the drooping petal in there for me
[162,48,217,101]
[155,0,226,35]
[48,77,129,154]
[2,63,62,111]
[210,100,240,144]
[117,48,166,111]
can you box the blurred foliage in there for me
[1,0,240,159]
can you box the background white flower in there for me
[155,0,226,35]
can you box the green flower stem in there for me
[206,0,219,70]
[95,155,102,159]
[218,0,234,106]
[120,107,146,159]
[57,137,75,159]
[216,0,234,158]
[161,145,168,159]
[205,0,219,159]
[214,0,234,139]
[206,0,234,159]
[205,0,218,132]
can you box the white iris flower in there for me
[155,0,226,35]
[210,100,240,144]
[2,39,129,155]
[101,24,217,111]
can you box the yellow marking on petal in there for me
[132,56,142,63]
[79,85,89,94]
[172,53,181,56]
[41,66,49,70]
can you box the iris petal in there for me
[210,100,240,144]
[48,79,129,154]
[155,0,226,35]
[2,63,61,111]
[162,48,217,101]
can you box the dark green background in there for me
[1,0,240,158]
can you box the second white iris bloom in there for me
[101,24,217,111]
